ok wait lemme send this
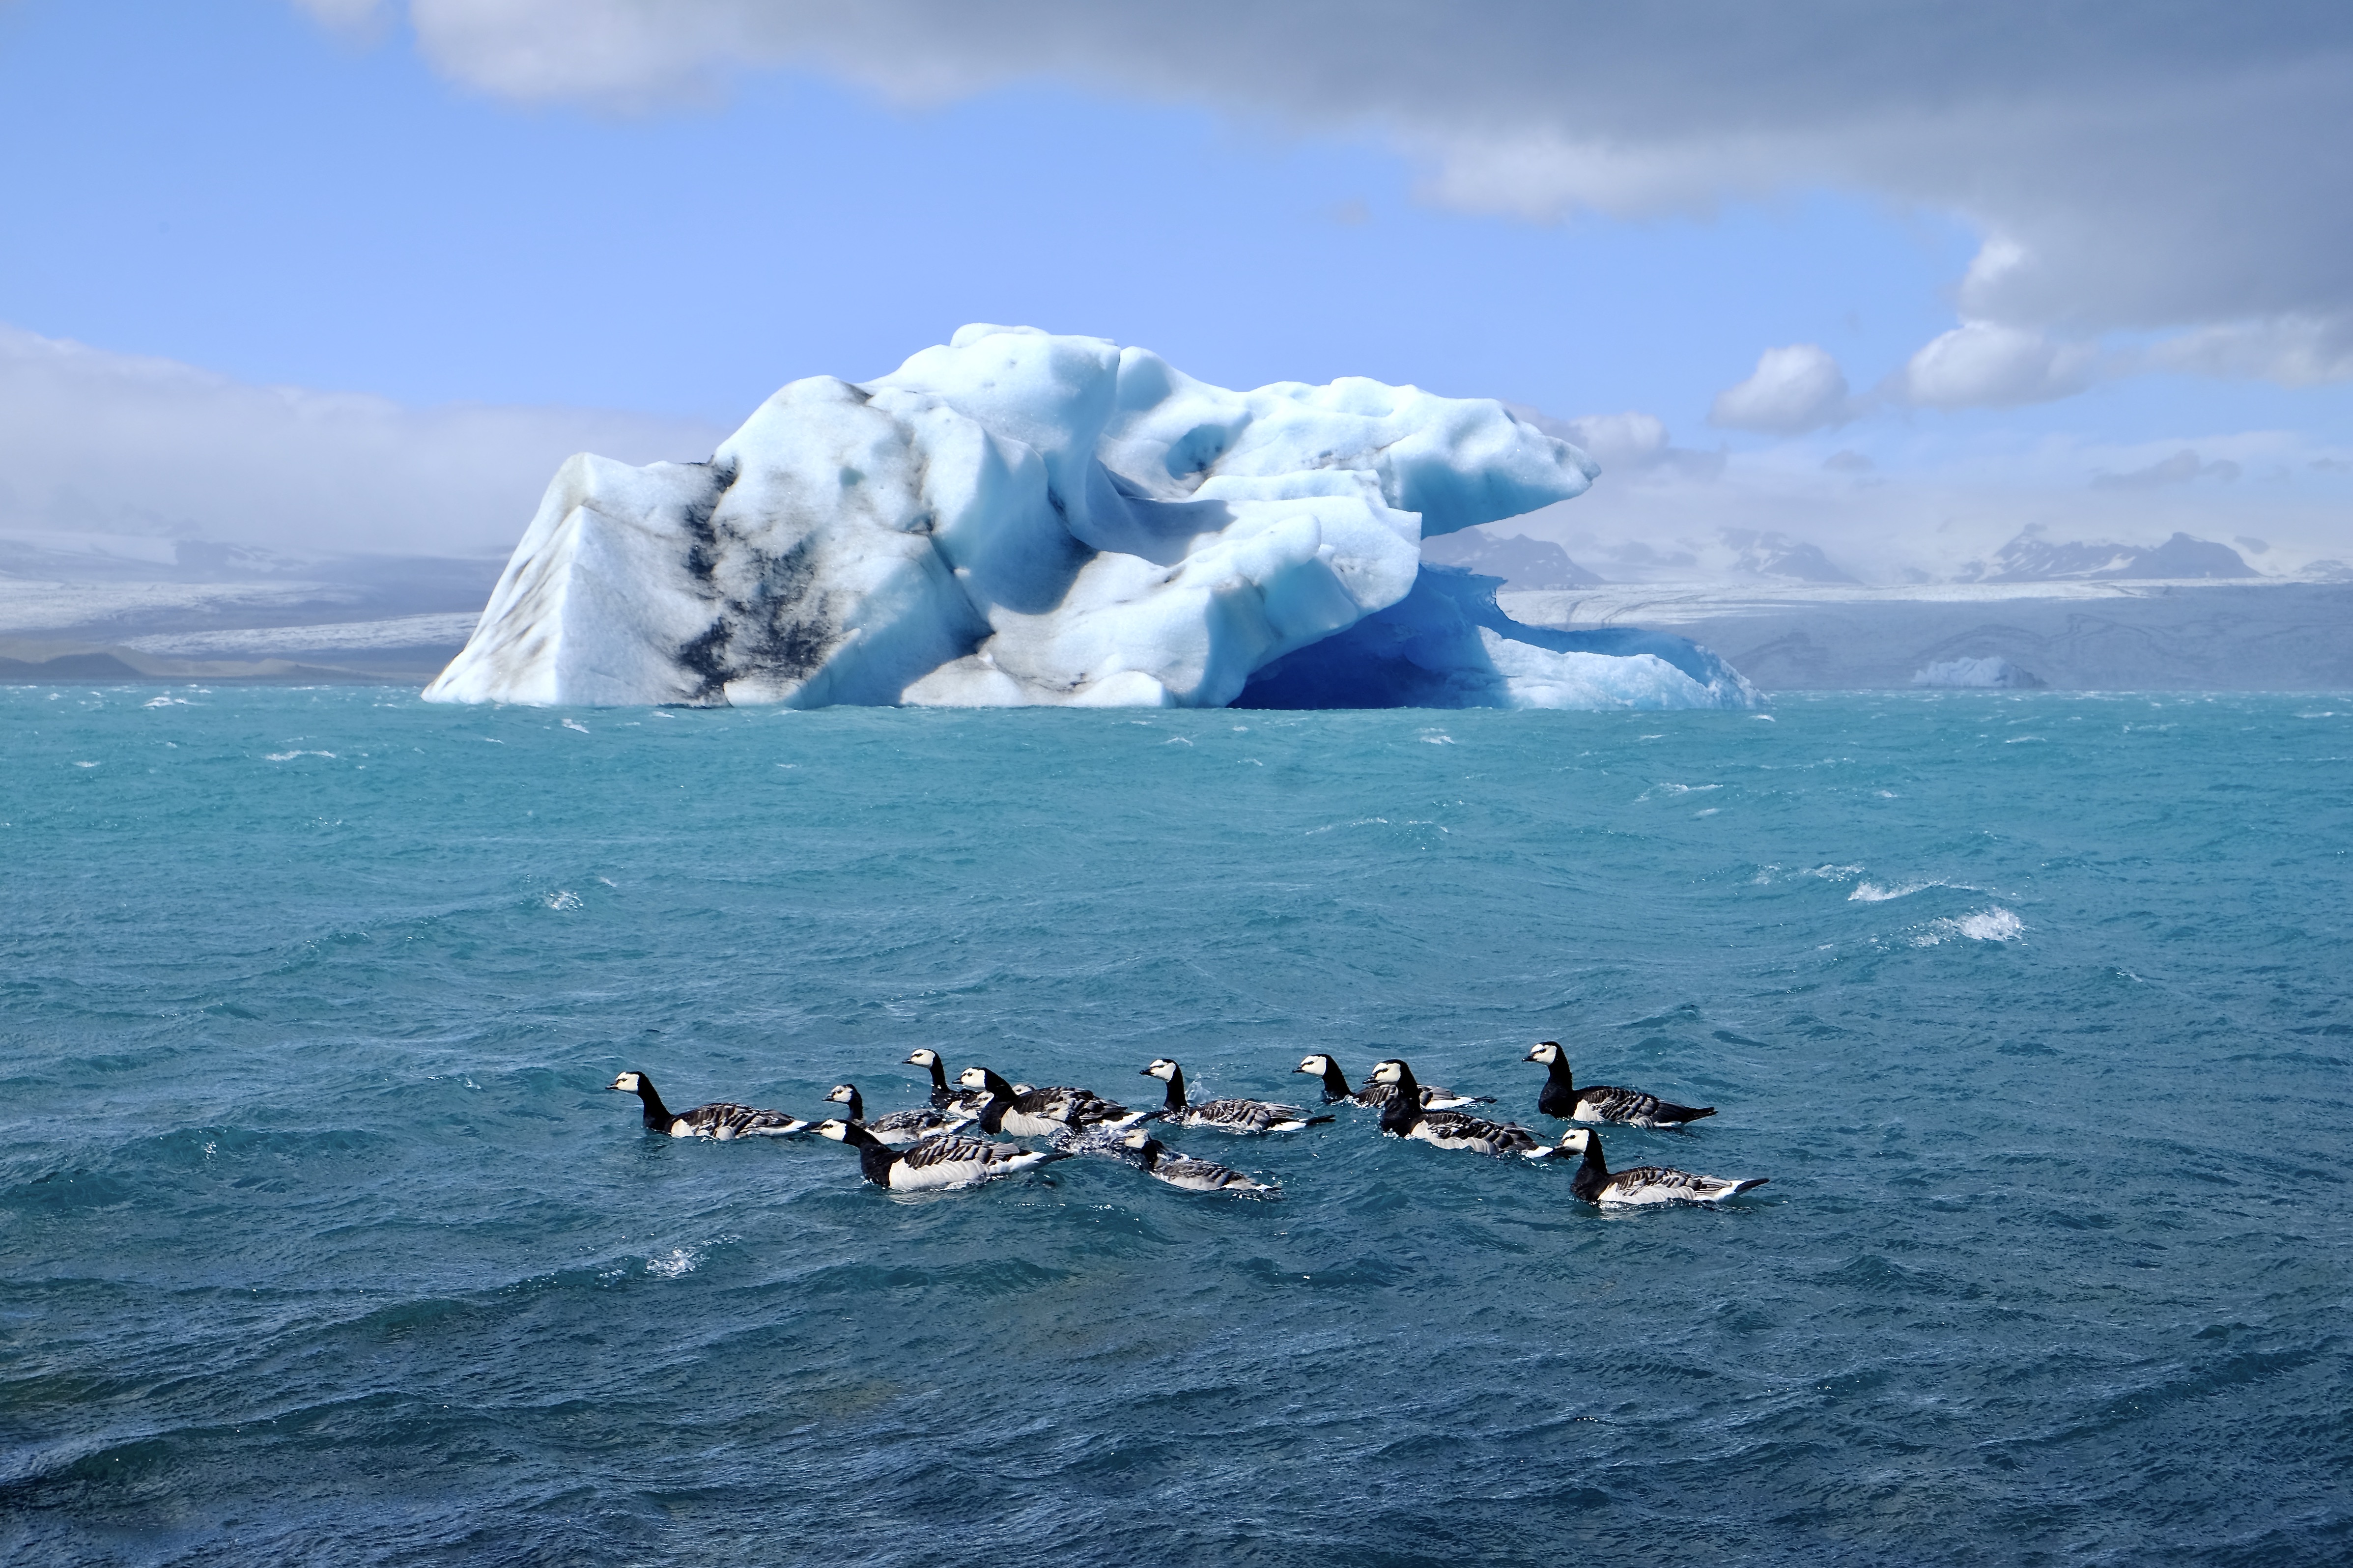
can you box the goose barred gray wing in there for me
[865,1104,977,1146]
[1574,1084,1715,1128]
[1411,1108,1551,1157]
[1174,1097,1332,1134]
[685,1103,809,1139]
[1031,1085,1138,1126]
[1591,1163,1765,1204]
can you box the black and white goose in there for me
[1112,1126,1277,1194]
[606,1070,807,1140]
[1141,1058,1332,1134]
[1524,1041,1716,1127]
[1369,1059,1553,1158]
[1558,1127,1766,1205]
[814,1119,1069,1191]
[902,1049,997,1116]
[1293,1053,1492,1112]
[822,1084,975,1147]
[955,1066,1142,1139]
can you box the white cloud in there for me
[0,325,726,557]
[1894,323,2101,410]
[1709,345,1852,435]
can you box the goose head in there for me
[824,1084,860,1112]
[1368,1059,1410,1087]
[1295,1054,1331,1076]
[1556,1127,1594,1156]
[1525,1041,1563,1065]
[813,1119,857,1143]
[1141,1058,1181,1082]
[904,1048,939,1067]
[608,1071,645,1094]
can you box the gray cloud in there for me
[0,324,726,557]
[2091,450,2242,492]
[306,1,2353,391]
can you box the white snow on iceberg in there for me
[424,326,1756,711]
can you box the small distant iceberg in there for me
[425,326,1756,711]
[1912,656,2046,689]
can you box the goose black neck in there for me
[1579,1137,1608,1176]
[920,1057,949,1092]
[1546,1056,1576,1091]
[1377,1067,1423,1133]
[1318,1060,1352,1101]
[845,1127,896,1185]
[1160,1065,1188,1113]
[975,1092,1010,1135]
[837,1087,866,1120]
[631,1075,673,1129]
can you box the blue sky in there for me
[2,0,2348,576]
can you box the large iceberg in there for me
[424,327,1755,710]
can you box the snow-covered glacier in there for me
[424,326,1755,711]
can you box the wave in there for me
[1914,906,2026,945]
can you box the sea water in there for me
[3,687,2348,1566]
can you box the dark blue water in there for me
[4,688,2349,1566]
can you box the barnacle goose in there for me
[955,1067,1142,1139]
[606,1071,807,1140]
[822,1084,975,1147]
[1293,1053,1492,1112]
[1141,1058,1332,1134]
[1558,1127,1766,1205]
[1369,1060,1553,1158]
[902,1049,997,1116]
[1524,1041,1715,1127]
[814,1119,1069,1191]
[1113,1126,1277,1194]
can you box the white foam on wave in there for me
[1914,906,2026,945]
[265,750,337,762]
[1638,782,1721,802]
[544,890,582,911]
[645,1248,698,1280]
[1849,879,1959,903]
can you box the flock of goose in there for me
[606,1042,1769,1207]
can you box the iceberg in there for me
[425,326,1755,710]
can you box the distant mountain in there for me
[1961,530,2258,583]
[1420,531,1605,588]
[1721,529,1858,584]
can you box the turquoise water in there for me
[4,687,2349,1566]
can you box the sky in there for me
[1,0,2349,579]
